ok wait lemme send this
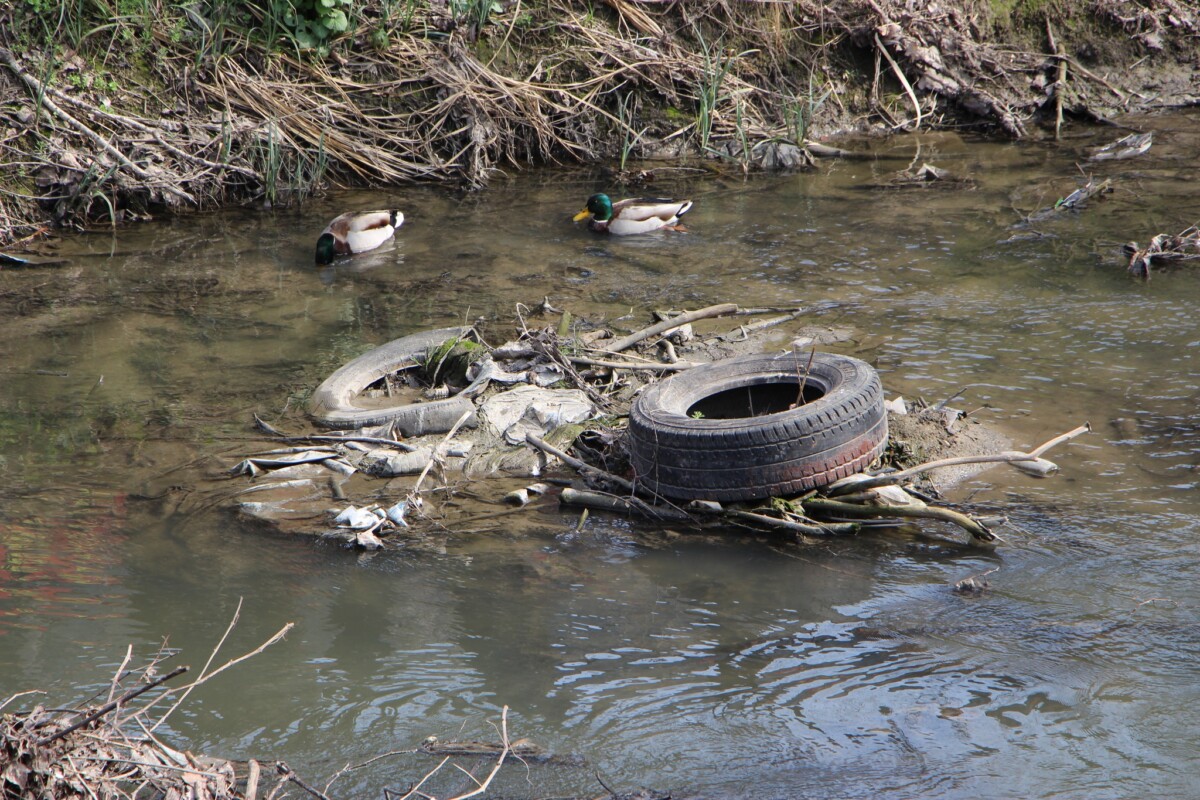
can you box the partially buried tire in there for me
[308,326,478,433]
[628,351,887,502]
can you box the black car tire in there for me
[309,326,478,433]
[628,351,887,501]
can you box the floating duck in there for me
[572,193,693,235]
[315,210,404,265]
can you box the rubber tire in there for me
[308,326,479,433]
[628,351,887,502]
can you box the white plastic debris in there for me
[1002,452,1059,477]
[504,488,533,506]
[867,485,925,508]
[442,441,473,458]
[360,441,472,477]
[884,396,908,415]
[239,478,315,495]
[355,528,384,550]
[479,385,595,445]
[502,483,551,507]
[239,501,287,519]
[663,321,693,343]
[230,449,338,476]
[531,363,567,387]
[333,505,383,529]
[323,458,358,476]
[826,473,877,493]
[366,447,432,476]
[385,501,409,527]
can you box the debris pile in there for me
[0,665,239,800]
[225,303,1091,550]
[0,615,655,800]
[1125,225,1200,278]
[0,608,294,800]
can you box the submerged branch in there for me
[804,497,997,542]
[560,486,692,522]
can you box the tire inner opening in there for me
[686,381,825,419]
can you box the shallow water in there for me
[2,113,1200,799]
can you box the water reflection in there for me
[2,114,1200,797]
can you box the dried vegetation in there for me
[0,606,293,800]
[1,0,1198,245]
[0,608,654,800]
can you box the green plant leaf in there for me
[325,9,348,30]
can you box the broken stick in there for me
[603,303,738,354]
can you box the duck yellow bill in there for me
[572,208,591,222]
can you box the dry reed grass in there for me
[0,0,840,244]
[0,0,1196,244]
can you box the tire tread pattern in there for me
[629,352,887,501]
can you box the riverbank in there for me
[0,0,1196,247]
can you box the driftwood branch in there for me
[396,756,452,800]
[448,706,512,800]
[410,409,474,497]
[828,453,1039,495]
[560,487,692,522]
[1046,20,1068,140]
[253,414,416,452]
[392,708,513,800]
[36,666,189,746]
[0,48,195,205]
[568,354,697,371]
[45,83,260,179]
[725,508,858,537]
[828,422,1090,496]
[149,600,293,732]
[718,309,805,341]
[874,32,923,130]
[525,434,635,493]
[275,761,334,800]
[1030,422,1091,456]
[804,497,997,542]
[603,303,738,354]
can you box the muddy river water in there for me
[2,113,1199,799]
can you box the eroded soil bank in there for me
[1,0,1198,247]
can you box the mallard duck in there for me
[315,210,404,265]
[572,193,693,235]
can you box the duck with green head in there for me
[573,193,693,235]
[315,210,404,265]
